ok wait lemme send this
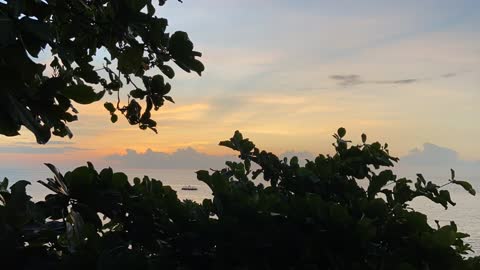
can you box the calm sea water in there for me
[2,167,479,254]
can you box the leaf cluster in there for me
[0,0,203,143]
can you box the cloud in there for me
[375,79,420,85]
[330,74,422,87]
[106,147,320,170]
[0,146,90,154]
[401,143,458,165]
[329,74,363,87]
[395,143,480,180]
[14,141,76,145]
[106,143,478,182]
[330,72,460,87]
[441,73,457,78]
[106,148,235,170]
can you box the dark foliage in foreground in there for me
[0,129,479,269]
[0,0,202,143]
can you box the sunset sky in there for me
[0,0,479,173]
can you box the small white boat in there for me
[181,185,198,191]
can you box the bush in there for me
[1,128,479,269]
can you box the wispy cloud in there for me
[330,72,459,87]
[0,146,90,154]
[441,73,457,78]
[329,75,363,87]
[14,141,76,146]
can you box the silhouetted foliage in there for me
[1,129,479,269]
[1,1,479,269]
[0,0,203,143]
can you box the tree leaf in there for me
[163,95,175,103]
[110,114,118,123]
[7,93,51,144]
[104,102,116,113]
[0,177,8,191]
[160,65,175,79]
[19,17,53,42]
[452,180,476,196]
[117,46,144,74]
[61,85,105,104]
[112,172,129,190]
[0,14,15,46]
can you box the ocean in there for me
[2,167,479,254]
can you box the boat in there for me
[181,185,198,191]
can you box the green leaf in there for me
[439,190,455,206]
[290,156,299,166]
[19,17,52,42]
[112,172,129,190]
[146,2,155,15]
[130,88,146,99]
[329,203,350,224]
[149,18,168,46]
[117,46,144,74]
[405,211,429,231]
[67,166,94,196]
[0,177,8,191]
[0,110,20,137]
[104,102,116,113]
[368,170,394,198]
[337,127,346,138]
[233,130,243,142]
[40,163,69,196]
[163,96,175,103]
[160,65,175,79]
[151,75,164,91]
[7,93,50,144]
[189,58,205,76]
[416,174,426,184]
[99,167,113,183]
[133,177,141,185]
[361,133,367,143]
[196,170,210,182]
[169,31,194,57]
[0,14,15,46]
[452,180,476,195]
[219,140,235,150]
[8,180,32,227]
[8,0,25,17]
[10,180,30,196]
[62,85,105,104]
[365,198,388,218]
[432,225,457,248]
[110,114,118,123]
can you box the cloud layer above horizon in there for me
[105,147,316,170]
[104,143,480,183]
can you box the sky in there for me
[0,0,479,178]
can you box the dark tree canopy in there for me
[0,0,203,144]
[0,129,479,269]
